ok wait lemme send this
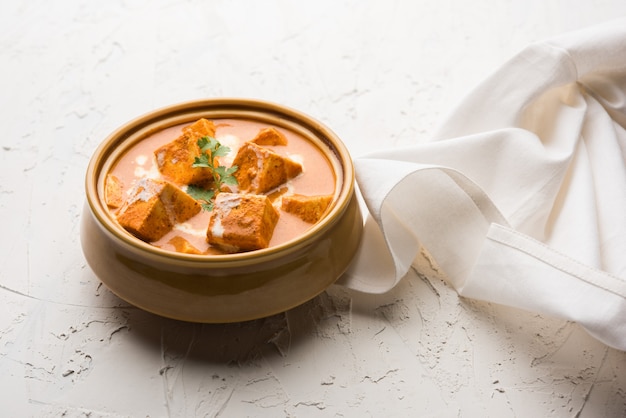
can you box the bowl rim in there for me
[85,97,356,267]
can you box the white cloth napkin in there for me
[341,18,626,351]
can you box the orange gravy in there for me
[108,118,337,254]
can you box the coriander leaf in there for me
[207,136,220,150]
[212,145,231,158]
[197,201,212,211]
[213,166,227,177]
[192,154,211,168]
[186,185,215,209]
[221,175,239,186]
[197,136,213,152]
[190,135,239,211]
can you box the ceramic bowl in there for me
[80,98,363,322]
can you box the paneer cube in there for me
[250,127,288,146]
[116,178,201,242]
[206,192,280,252]
[154,118,216,185]
[165,236,202,255]
[105,174,124,208]
[281,194,333,223]
[232,142,302,194]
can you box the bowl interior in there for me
[86,98,355,264]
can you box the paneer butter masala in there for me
[105,118,337,255]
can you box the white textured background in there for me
[1,1,625,416]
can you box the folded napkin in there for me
[341,18,626,351]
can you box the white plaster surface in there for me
[1,1,626,416]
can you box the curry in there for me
[105,118,336,254]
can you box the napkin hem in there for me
[487,223,626,298]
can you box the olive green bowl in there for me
[80,98,363,323]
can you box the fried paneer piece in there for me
[232,142,302,194]
[154,118,216,185]
[105,174,124,208]
[165,236,202,255]
[250,127,288,146]
[206,192,279,252]
[116,178,201,242]
[281,194,333,223]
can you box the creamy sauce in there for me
[108,118,337,254]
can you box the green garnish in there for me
[186,185,215,211]
[188,136,238,211]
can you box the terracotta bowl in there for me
[80,98,363,322]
